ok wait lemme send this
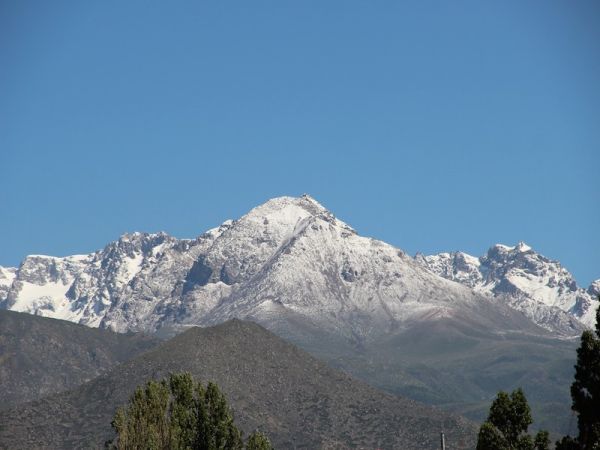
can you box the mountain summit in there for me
[1,195,595,337]
[0,195,595,433]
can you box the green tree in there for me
[245,431,273,450]
[557,302,600,450]
[556,436,581,450]
[534,430,550,450]
[476,388,549,450]
[109,373,267,450]
[477,422,508,450]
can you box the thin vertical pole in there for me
[440,431,446,450]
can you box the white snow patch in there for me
[495,244,515,251]
[461,253,481,267]
[152,243,167,257]
[123,254,144,283]
[11,280,75,320]
[204,220,234,239]
[66,254,91,262]
[508,271,566,307]
[0,267,17,287]
[516,242,532,252]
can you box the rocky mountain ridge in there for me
[1,195,596,338]
[415,242,598,330]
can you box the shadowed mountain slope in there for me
[0,320,477,450]
[0,310,159,410]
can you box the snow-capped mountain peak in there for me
[492,241,532,254]
[0,196,595,338]
[515,241,532,252]
[240,194,353,234]
[417,242,598,330]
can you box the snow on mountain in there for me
[0,195,590,339]
[0,266,17,302]
[193,198,466,332]
[1,232,215,328]
[2,254,89,323]
[416,242,599,331]
[589,280,600,299]
[103,194,499,338]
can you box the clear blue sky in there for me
[1,1,599,285]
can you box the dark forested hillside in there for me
[0,310,159,409]
[0,319,477,449]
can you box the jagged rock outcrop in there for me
[416,242,599,332]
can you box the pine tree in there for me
[557,302,600,449]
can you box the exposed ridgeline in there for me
[416,242,599,331]
[1,195,595,337]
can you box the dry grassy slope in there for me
[320,316,578,435]
[0,309,159,409]
[0,319,477,449]
[235,302,577,436]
